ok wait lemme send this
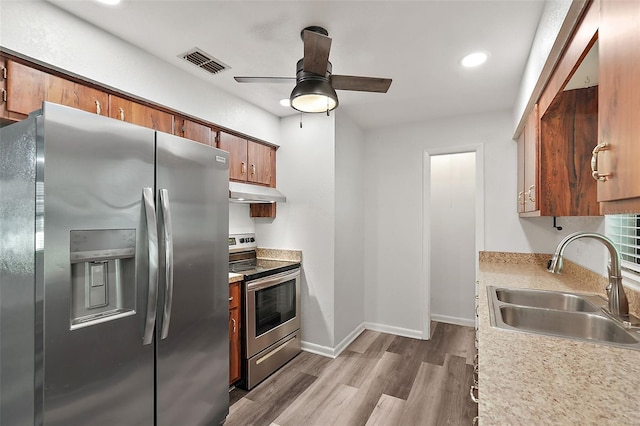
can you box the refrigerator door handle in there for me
[159,189,174,340]
[142,187,159,345]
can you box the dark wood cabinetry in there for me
[176,117,214,146]
[539,87,599,216]
[229,282,241,385]
[1,53,280,217]
[108,94,173,134]
[2,59,108,122]
[596,0,640,213]
[218,131,275,187]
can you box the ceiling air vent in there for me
[179,48,230,75]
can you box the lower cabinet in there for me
[229,282,241,385]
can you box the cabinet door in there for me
[516,132,526,213]
[218,131,248,181]
[109,95,173,134]
[247,141,274,186]
[229,282,241,384]
[45,74,108,116]
[5,59,45,117]
[523,105,539,213]
[597,0,640,202]
[176,118,212,145]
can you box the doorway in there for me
[422,146,484,338]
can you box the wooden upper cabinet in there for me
[45,74,108,116]
[596,0,640,211]
[539,87,599,216]
[523,105,539,214]
[176,117,213,146]
[218,131,275,187]
[218,131,249,181]
[109,94,173,134]
[247,140,274,186]
[516,132,526,213]
[2,59,108,123]
[4,59,45,119]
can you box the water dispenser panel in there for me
[70,229,136,329]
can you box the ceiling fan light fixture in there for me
[290,78,338,113]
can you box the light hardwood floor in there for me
[226,322,478,426]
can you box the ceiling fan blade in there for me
[331,75,392,93]
[303,30,332,76]
[234,76,295,83]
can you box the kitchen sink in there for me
[488,286,640,350]
[494,287,602,312]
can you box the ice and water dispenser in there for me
[70,229,137,329]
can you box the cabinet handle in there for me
[231,317,237,333]
[241,161,246,175]
[118,107,125,121]
[229,296,233,302]
[95,100,101,115]
[473,416,479,426]
[1,88,6,103]
[470,385,479,403]
[251,164,256,175]
[517,190,525,205]
[1,66,6,80]
[591,142,611,181]
[527,184,536,202]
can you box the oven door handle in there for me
[246,269,300,292]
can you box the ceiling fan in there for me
[234,26,392,114]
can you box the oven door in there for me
[245,269,300,358]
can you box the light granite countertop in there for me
[478,253,640,425]
[228,273,243,284]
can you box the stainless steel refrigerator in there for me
[0,102,230,425]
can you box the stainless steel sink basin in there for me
[499,305,639,344]
[488,286,640,350]
[494,287,602,312]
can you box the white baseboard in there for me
[363,322,423,340]
[430,314,475,328]
[333,323,365,357]
[303,320,469,358]
[301,323,365,359]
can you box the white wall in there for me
[513,0,572,132]
[430,152,476,325]
[363,109,606,336]
[255,113,336,349]
[229,204,255,235]
[334,113,365,346]
[0,0,279,142]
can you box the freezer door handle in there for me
[142,187,159,345]
[159,189,174,340]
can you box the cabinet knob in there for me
[591,142,611,181]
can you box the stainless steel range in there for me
[229,233,301,389]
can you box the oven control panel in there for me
[229,233,258,253]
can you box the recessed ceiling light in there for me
[279,98,291,107]
[461,52,489,68]
[96,0,121,5]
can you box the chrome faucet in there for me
[547,232,629,318]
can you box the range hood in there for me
[229,181,286,204]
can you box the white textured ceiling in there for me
[47,0,545,129]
